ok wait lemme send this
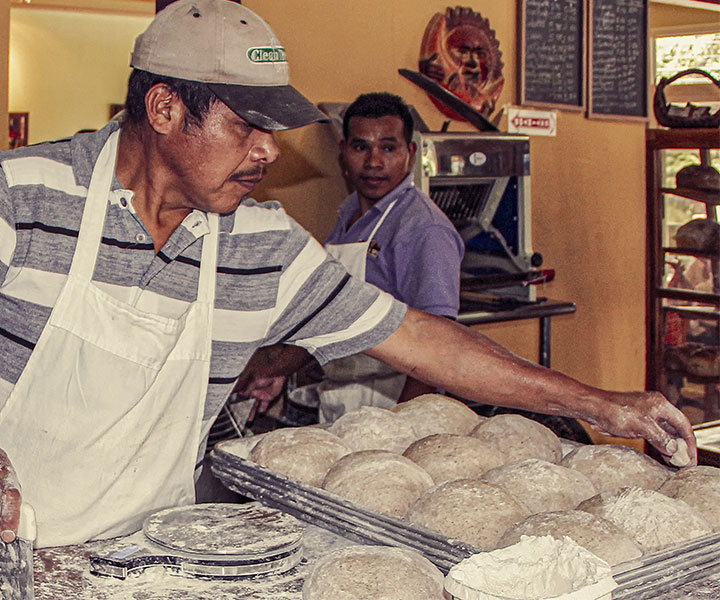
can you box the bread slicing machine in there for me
[413,130,551,307]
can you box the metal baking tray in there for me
[612,532,720,599]
[210,437,479,573]
[210,436,720,593]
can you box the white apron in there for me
[318,200,406,423]
[0,131,218,547]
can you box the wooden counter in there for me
[30,525,720,599]
[33,525,354,600]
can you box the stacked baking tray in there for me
[210,438,479,573]
[613,533,720,599]
[210,438,720,595]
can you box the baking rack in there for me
[211,439,720,596]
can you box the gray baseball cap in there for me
[130,0,327,130]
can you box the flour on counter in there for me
[35,525,353,600]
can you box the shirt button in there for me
[120,197,128,207]
[135,233,146,242]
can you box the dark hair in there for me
[342,92,414,144]
[123,69,219,129]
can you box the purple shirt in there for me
[325,174,464,317]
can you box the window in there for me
[652,30,720,231]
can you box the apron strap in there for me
[367,199,398,242]
[197,212,219,305]
[69,130,120,281]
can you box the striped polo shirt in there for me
[0,122,407,458]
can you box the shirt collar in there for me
[73,122,212,239]
[180,210,211,238]
[71,120,122,191]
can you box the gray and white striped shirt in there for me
[0,122,406,456]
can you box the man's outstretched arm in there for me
[366,308,697,465]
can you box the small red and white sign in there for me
[507,107,557,136]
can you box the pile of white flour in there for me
[445,535,614,599]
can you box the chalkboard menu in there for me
[589,0,648,119]
[520,0,585,110]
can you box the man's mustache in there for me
[230,167,267,182]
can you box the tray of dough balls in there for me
[209,394,720,595]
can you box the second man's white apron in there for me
[0,131,219,547]
[318,199,406,423]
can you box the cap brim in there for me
[208,83,328,131]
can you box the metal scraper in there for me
[0,502,36,600]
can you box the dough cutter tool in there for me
[89,502,305,580]
[0,502,36,600]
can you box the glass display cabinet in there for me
[646,128,720,427]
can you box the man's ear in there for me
[145,83,184,134]
[338,139,348,173]
[408,140,418,164]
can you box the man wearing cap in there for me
[0,0,697,548]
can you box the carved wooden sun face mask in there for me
[419,6,504,118]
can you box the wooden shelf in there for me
[663,246,720,259]
[661,187,720,205]
[663,304,720,320]
[647,128,720,150]
[655,287,720,305]
[665,368,720,384]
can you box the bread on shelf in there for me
[675,218,720,253]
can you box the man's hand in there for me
[583,390,697,466]
[234,373,287,404]
[240,375,288,422]
[0,449,21,543]
[233,344,314,422]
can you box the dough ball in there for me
[302,544,446,600]
[577,486,712,552]
[685,345,720,378]
[402,434,506,485]
[480,459,597,514]
[676,164,720,192]
[658,465,720,531]
[497,510,642,567]
[665,343,720,378]
[470,414,562,464]
[322,450,434,517]
[669,438,692,468]
[390,393,481,438]
[560,444,671,493]
[329,406,419,453]
[405,478,531,549]
[249,427,351,487]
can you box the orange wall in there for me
[243,0,648,397]
[0,6,9,151]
